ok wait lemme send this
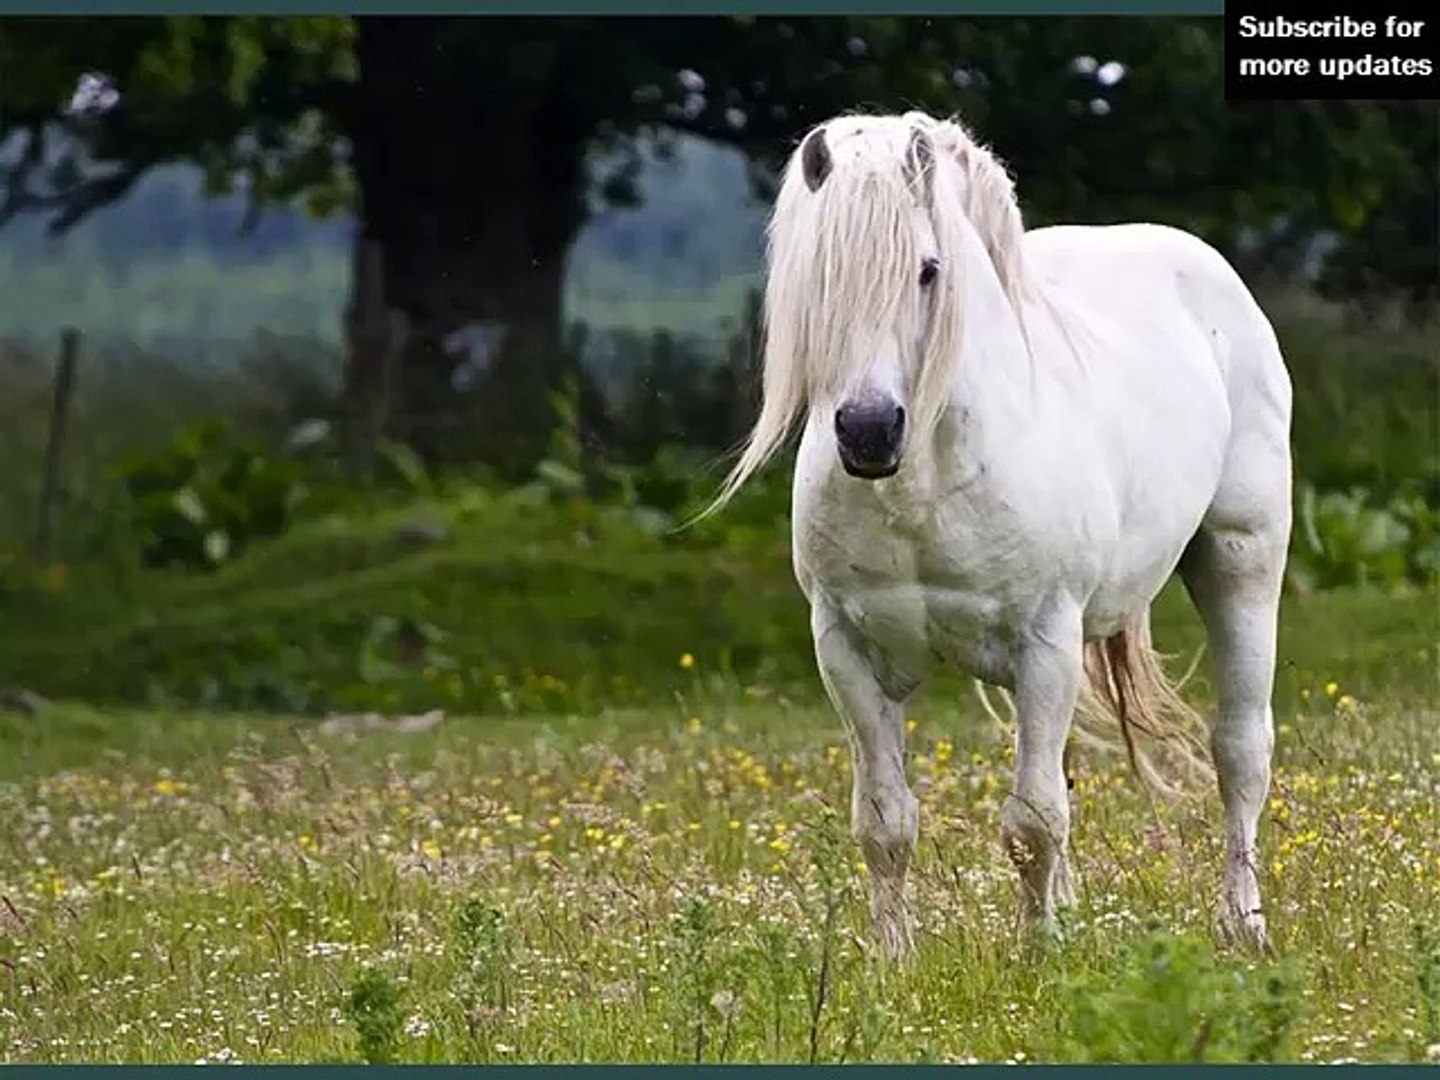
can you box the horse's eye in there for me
[919,259,939,287]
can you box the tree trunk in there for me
[347,18,591,478]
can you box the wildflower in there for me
[686,717,702,734]
[679,653,696,670]
[43,562,68,592]
[1336,694,1357,712]
[420,838,443,860]
[152,778,187,797]
[1325,680,1339,698]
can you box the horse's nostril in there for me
[835,400,905,466]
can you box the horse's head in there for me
[697,111,1029,520]
[770,115,966,482]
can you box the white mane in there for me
[706,111,1037,513]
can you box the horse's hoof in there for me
[1051,856,1078,910]
[1023,911,1075,955]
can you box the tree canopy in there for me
[2,16,1432,468]
[1,17,1429,289]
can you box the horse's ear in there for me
[906,126,936,204]
[800,127,832,192]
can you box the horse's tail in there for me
[1076,612,1213,797]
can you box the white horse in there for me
[704,111,1292,959]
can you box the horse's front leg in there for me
[1002,602,1083,933]
[811,601,918,962]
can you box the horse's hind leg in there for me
[810,602,919,961]
[1179,456,1291,951]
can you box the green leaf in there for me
[172,486,208,525]
[202,529,231,566]
[377,440,431,494]
[535,459,585,496]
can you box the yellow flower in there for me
[1324,681,1339,698]
[728,820,742,831]
[43,562,68,593]
[420,838,443,860]
[297,834,316,850]
[905,719,918,735]
[1336,694,1357,712]
[679,653,696,670]
[686,717,702,734]
[935,739,954,766]
[768,836,792,855]
[152,778,187,797]
[608,834,627,850]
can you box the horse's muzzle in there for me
[835,399,905,480]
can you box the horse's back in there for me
[1025,222,1291,409]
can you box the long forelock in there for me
[904,111,1034,316]
[767,154,927,405]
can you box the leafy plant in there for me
[1051,927,1304,1063]
[1290,478,1440,592]
[117,419,309,570]
[343,966,405,1064]
[357,614,454,687]
[453,897,514,1055]
[1416,922,1440,1046]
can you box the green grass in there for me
[0,654,1436,1062]
[3,475,1435,722]
[1,495,1437,1062]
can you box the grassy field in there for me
[1,507,1437,1062]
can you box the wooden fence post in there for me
[36,328,80,563]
